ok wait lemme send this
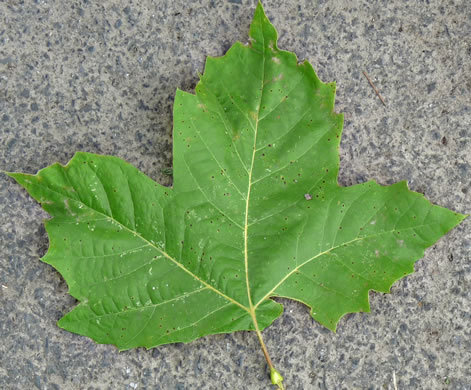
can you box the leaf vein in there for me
[254,222,440,308]
[23,179,249,312]
[190,118,248,200]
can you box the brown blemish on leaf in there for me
[273,73,284,82]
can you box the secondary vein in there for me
[28,180,250,313]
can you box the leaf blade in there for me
[8,1,466,365]
[8,153,281,349]
[251,180,465,330]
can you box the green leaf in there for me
[7,2,466,388]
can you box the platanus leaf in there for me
[7,2,466,388]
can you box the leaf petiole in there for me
[253,321,284,389]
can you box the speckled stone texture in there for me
[0,0,470,389]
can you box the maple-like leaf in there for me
[7,2,466,388]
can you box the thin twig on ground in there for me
[363,70,386,106]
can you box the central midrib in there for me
[244,15,267,323]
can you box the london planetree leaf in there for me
[7,2,466,388]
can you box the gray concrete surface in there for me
[1,0,470,389]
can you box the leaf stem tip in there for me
[270,367,284,389]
